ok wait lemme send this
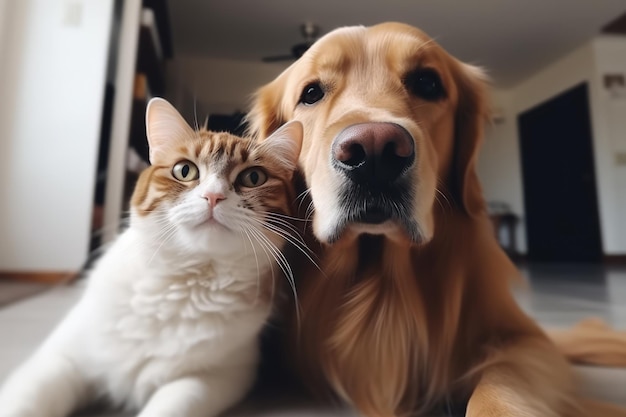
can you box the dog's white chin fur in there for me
[318,218,431,246]
[350,222,398,236]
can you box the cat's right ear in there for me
[261,121,303,171]
[145,98,196,164]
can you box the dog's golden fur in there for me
[248,22,626,417]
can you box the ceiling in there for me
[168,1,626,88]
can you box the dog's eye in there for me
[404,69,446,101]
[299,82,325,105]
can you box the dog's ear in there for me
[246,75,289,139]
[450,62,490,217]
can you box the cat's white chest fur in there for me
[36,229,272,410]
[109,259,268,358]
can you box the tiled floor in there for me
[0,263,625,416]
[518,263,626,329]
[0,279,49,308]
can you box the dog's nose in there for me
[332,123,415,185]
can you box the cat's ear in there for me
[261,121,303,171]
[145,98,196,164]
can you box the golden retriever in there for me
[248,22,626,417]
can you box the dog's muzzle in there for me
[332,122,415,187]
[331,122,415,225]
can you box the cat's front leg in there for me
[0,351,90,417]
[137,369,255,417]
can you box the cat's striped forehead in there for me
[186,130,254,173]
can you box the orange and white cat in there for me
[0,99,303,417]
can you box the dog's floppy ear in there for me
[246,75,289,139]
[451,63,490,217]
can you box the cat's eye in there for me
[238,167,268,188]
[172,161,199,182]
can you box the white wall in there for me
[478,38,626,255]
[0,0,9,70]
[511,39,626,254]
[478,89,527,252]
[593,36,626,252]
[166,56,289,120]
[0,0,114,271]
[478,43,598,255]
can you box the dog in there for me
[248,22,626,417]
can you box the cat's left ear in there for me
[261,121,303,171]
[145,98,196,164]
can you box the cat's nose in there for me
[203,192,226,207]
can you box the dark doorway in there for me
[517,82,603,263]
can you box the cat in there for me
[0,98,303,417]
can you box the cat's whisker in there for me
[264,211,312,223]
[295,188,312,212]
[143,217,172,229]
[146,224,179,266]
[263,215,308,240]
[256,219,308,251]
[153,221,178,241]
[261,210,301,223]
[239,227,263,304]
[234,214,287,254]
[257,223,322,275]
[295,187,311,202]
[233,211,317,262]
[254,246,299,328]
[259,213,301,230]
[245,226,301,327]
[241,224,277,306]
[241,224,278,305]
[246,217,321,271]
[304,200,316,223]
[295,188,311,205]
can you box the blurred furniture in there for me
[96,0,173,246]
[488,202,521,259]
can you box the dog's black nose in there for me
[332,123,415,186]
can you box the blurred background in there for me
[1,1,626,411]
[0,0,625,308]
